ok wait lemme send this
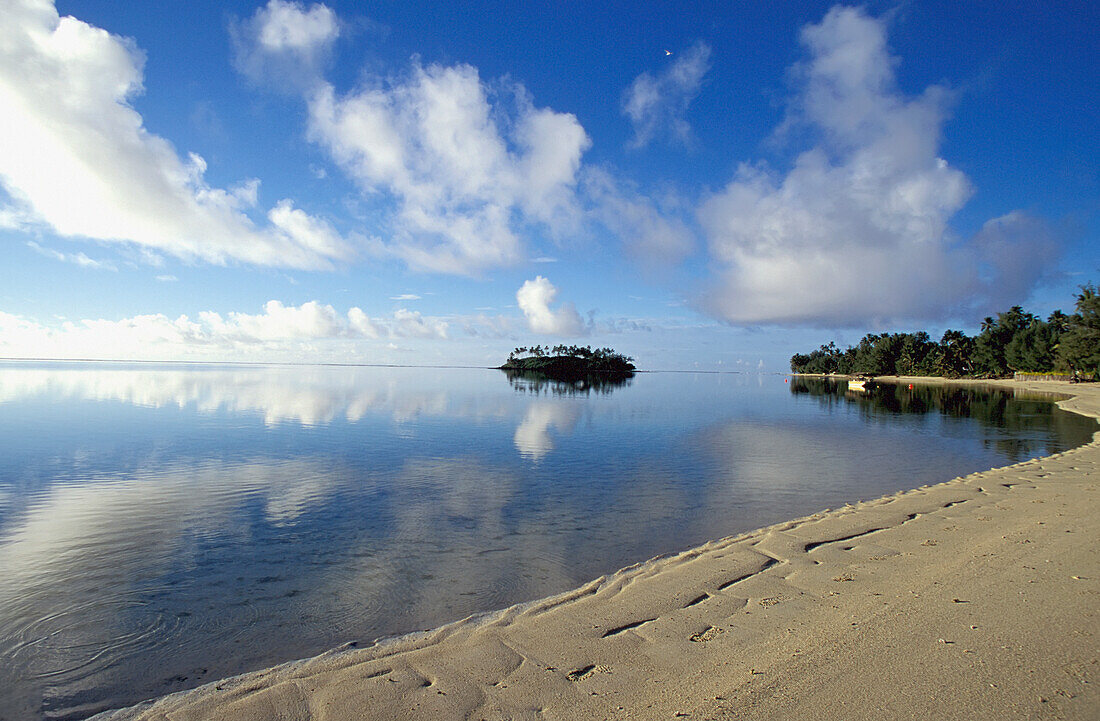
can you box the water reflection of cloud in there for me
[690,417,1010,539]
[0,365,498,427]
[392,390,451,425]
[0,458,343,597]
[698,421,861,493]
[0,456,347,717]
[513,401,582,460]
[0,450,602,716]
[323,457,578,634]
[263,472,341,526]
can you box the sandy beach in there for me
[92,379,1099,721]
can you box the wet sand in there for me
[93,379,1099,720]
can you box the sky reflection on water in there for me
[0,363,1093,720]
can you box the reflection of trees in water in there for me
[788,377,1096,463]
[502,369,633,396]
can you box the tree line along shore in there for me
[790,284,1099,379]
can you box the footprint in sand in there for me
[690,626,726,643]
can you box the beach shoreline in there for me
[93,379,1100,720]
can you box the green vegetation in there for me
[790,283,1100,379]
[500,345,636,379]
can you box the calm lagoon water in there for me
[0,362,1094,719]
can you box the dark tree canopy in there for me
[789,284,1099,379]
[501,345,636,379]
[1058,284,1100,374]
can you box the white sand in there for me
[93,380,1100,721]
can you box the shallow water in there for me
[0,363,1093,719]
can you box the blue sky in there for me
[1,0,1096,370]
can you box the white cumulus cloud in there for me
[26,241,116,271]
[622,43,711,148]
[232,0,340,89]
[516,276,586,336]
[697,6,1055,326]
[0,0,353,270]
[199,300,344,343]
[584,168,694,266]
[0,301,449,361]
[391,308,449,339]
[305,64,590,275]
[235,1,590,277]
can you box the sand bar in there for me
[93,379,1099,720]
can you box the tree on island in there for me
[789,283,1099,379]
[501,345,635,377]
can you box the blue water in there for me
[0,363,1093,720]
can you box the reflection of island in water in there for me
[789,377,1096,462]
[502,368,634,396]
[499,346,635,396]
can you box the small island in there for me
[499,345,636,381]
